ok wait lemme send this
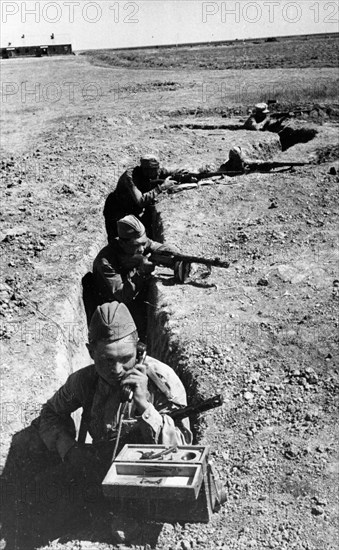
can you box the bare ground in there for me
[0,45,339,550]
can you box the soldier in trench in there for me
[91,214,183,337]
[243,102,272,131]
[103,154,197,241]
[1,302,192,545]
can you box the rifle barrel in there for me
[271,109,314,118]
[247,161,310,170]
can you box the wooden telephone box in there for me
[102,445,221,523]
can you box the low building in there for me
[1,43,73,59]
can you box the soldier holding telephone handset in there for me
[34,302,192,481]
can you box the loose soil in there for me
[0,36,338,550]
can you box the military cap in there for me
[117,215,146,241]
[88,302,136,343]
[140,154,160,169]
[254,102,269,114]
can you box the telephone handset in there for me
[120,341,147,402]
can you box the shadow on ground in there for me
[0,425,163,549]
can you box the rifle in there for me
[157,161,311,187]
[169,394,224,421]
[152,171,242,185]
[243,160,311,171]
[149,250,230,269]
[270,108,317,119]
[195,161,310,176]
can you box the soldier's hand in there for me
[121,364,149,413]
[120,254,144,271]
[160,177,176,192]
[138,255,155,275]
[175,170,198,184]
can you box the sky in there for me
[1,0,338,50]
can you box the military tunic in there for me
[104,165,179,240]
[93,238,177,305]
[103,166,168,239]
[36,356,192,460]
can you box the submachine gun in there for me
[149,250,230,283]
[169,393,224,421]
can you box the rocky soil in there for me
[0,43,338,550]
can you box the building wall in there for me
[1,44,72,59]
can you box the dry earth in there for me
[0,40,339,550]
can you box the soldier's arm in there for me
[146,240,181,268]
[146,239,180,256]
[124,169,162,207]
[243,116,263,131]
[159,167,195,184]
[94,256,152,304]
[38,367,94,459]
[136,360,193,446]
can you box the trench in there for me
[277,125,318,151]
[75,115,322,437]
[2,223,203,549]
[170,119,319,153]
[76,225,201,440]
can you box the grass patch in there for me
[81,34,339,71]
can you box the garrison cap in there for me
[117,215,146,241]
[140,154,160,169]
[88,302,136,343]
[254,102,269,114]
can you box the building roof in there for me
[2,33,71,48]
